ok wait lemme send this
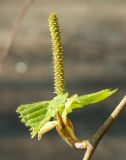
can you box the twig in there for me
[0,0,34,75]
[75,95,126,160]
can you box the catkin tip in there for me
[49,12,57,17]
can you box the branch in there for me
[0,0,34,75]
[75,95,126,160]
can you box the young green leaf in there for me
[16,93,68,138]
[38,120,59,140]
[16,101,50,137]
[62,89,117,121]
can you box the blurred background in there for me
[0,0,126,159]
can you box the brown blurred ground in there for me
[0,0,126,160]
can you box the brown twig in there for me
[0,0,34,75]
[75,95,126,160]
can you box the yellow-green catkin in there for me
[48,12,65,95]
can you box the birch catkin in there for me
[48,12,65,95]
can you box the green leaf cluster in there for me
[16,89,117,139]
